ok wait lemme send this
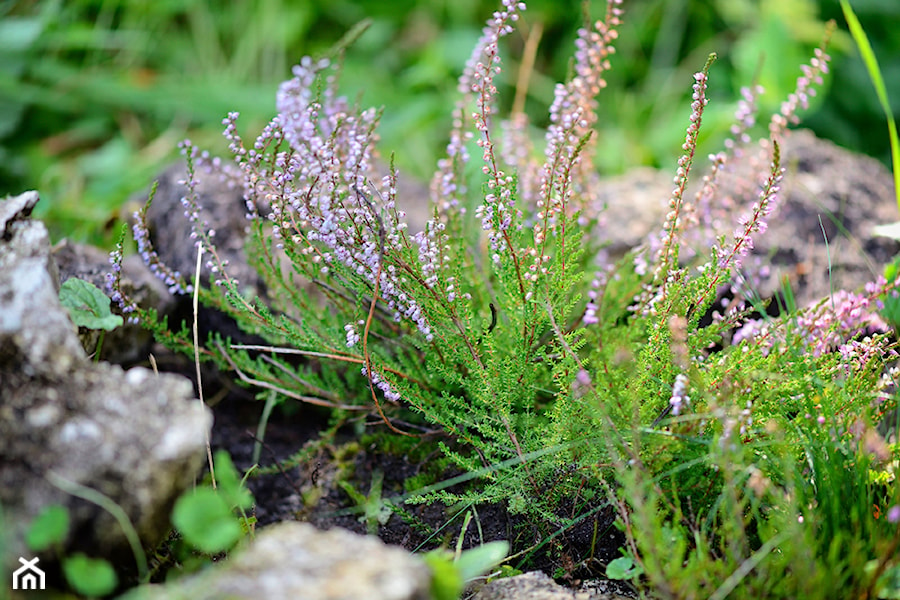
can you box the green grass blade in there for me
[841,0,900,214]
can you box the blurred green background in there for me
[1,0,898,245]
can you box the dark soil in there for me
[202,380,630,589]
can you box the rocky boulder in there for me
[120,521,432,600]
[0,191,212,572]
[599,129,899,309]
[471,571,634,600]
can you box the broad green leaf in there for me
[455,541,509,582]
[59,278,124,331]
[212,450,254,511]
[423,550,463,600]
[63,554,118,597]
[25,505,69,551]
[172,488,243,554]
[606,556,643,580]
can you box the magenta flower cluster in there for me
[733,277,894,358]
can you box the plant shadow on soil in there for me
[204,386,630,589]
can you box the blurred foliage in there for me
[0,0,896,245]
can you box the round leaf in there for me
[26,505,69,551]
[63,554,118,597]
[172,488,243,554]
[606,556,643,580]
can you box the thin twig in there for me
[216,341,367,410]
[194,244,216,488]
[228,344,427,386]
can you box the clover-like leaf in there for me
[172,487,243,554]
[63,554,118,597]
[211,450,254,511]
[606,556,643,580]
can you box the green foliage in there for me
[869,560,900,599]
[338,470,393,535]
[24,504,119,597]
[107,1,900,597]
[171,450,254,555]
[606,556,642,581]
[59,277,123,330]
[25,504,69,552]
[59,276,123,361]
[62,553,119,597]
[172,488,244,555]
[882,256,900,328]
[839,0,900,212]
[424,541,509,600]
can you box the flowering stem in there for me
[654,52,717,297]
[357,188,414,436]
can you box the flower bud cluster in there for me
[430,1,525,216]
[269,58,434,340]
[539,0,622,220]
[734,276,894,358]
[105,230,140,323]
[669,373,690,416]
[770,46,830,137]
[361,365,402,403]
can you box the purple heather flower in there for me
[714,146,784,274]
[131,206,192,296]
[770,47,830,138]
[344,320,363,348]
[430,1,525,217]
[652,60,713,287]
[583,302,599,325]
[105,231,141,320]
[718,400,753,449]
[669,373,690,416]
[218,56,440,342]
[361,365,402,403]
[887,505,900,524]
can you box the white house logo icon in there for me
[12,556,46,590]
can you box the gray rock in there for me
[120,522,432,600]
[0,191,212,569]
[142,163,261,298]
[759,129,898,306]
[1,196,81,377]
[598,129,899,308]
[0,189,40,238]
[469,571,633,600]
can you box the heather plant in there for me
[108,0,900,595]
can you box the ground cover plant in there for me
[106,0,900,597]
